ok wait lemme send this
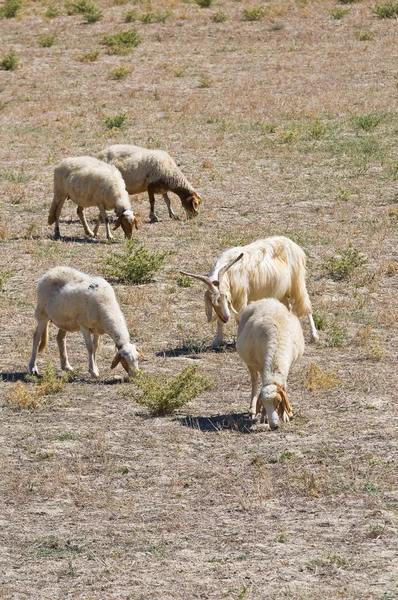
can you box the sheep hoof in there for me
[310,332,320,343]
[149,214,160,223]
[211,338,223,349]
[29,366,39,376]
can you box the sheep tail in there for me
[38,322,49,353]
[290,254,312,318]
[48,198,58,225]
[274,385,293,421]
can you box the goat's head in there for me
[181,192,201,219]
[113,209,139,239]
[180,253,244,324]
[111,343,145,377]
[257,383,293,430]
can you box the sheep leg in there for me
[211,319,224,348]
[76,206,95,238]
[163,193,180,221]
[249,368,259,418]
[307,313,319,342]
[52,196,66,239]
[80,327,100,378]
[98,206,113,240]
[92,334,100,362]
[29,317,49,375]
[147,188,160,223]
[93,213,102,238]
[56,329,73,372]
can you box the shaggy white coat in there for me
[29,267,141,378]
[236,298,305,429]
[97,144,200,222]
[48,156,136,239]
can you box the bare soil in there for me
[0,0,397,598]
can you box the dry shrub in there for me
[355,325,385,361]
[304,362,341,391]
[7,364,69,410]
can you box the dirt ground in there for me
[0,0,397,598]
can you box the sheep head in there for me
[180,253,243,324]
[111,343,144,376]
[113,210,138,239]
[181,193,201,219]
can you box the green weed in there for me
[307,119,326,140]
[323,242,367,280]
[269,451,296,464]
[45,5,60,18]
[77,49,100,62]
[373,2,398,17]
[211,10,227,22]
[101,29,141,54]
[127,366,211,416]
[0,49,20,71]
[139,10,171,23]
[8,364,69,410]
[176,273,192,287]
[196,0,213,7]
[101,239,167,284]
[351,112,382,131]
[326,322,347,348]
[104,114,127,129]
[355,31,374,41]
[243,6,266,20]
[275,529,291,543]
[0,0,22,18]
[329,7,350,18]
[123,8,137,22]
[38,34,56,47]
[83,4,102,22]
[199,74,212,88]
[0,270,12,292]
[110,65,132,79]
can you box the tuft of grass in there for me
[269,451,296,464]
[101,239,167,284]
[126,366,211,416]
[38,34,56,47]
[110,65,133,79]
[176,273,192,288]
[7,363,69,410]
[0,49,20,71]
[355,31,374,41]
[77,49,100,62]
[123,8,137,22]
[329,7,350,18]
[104,113,127,129]
[275,529,291,543]
[0,0,22,18]
[243,6,266,20]
[373,1,398,17]
[351,112,382,131]
[211,10,227,22]
[196,0,213,7]
[82,4,103,23]
[304,362,341,391]
[0,269,12,292]
[199,74,212,88]
[326,322,347,348]
[101,29,141,55]
[139,10,171,23]
[323,243,367,280]
[307,119,326,140]
[45,5,60,18]
[312,314,326,331]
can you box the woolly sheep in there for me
[181,236,319,348]
[29,266,143,378]
[48,156,138,240]
[236,298,305,430]
[97,144,201,223]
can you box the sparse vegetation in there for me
[304,362,341,391]
[101,29,141,54]
[7,363,69,410]
[77,49,100,62]
[196,0,213,7]
[355,31,374,41]
[0,269,12,292]
[199,74,212,88]
[101,239,167,283]
[176,273,192,287]
[126,366,211,416]
[110,65,133,79]
[211,10,227,22]
[38,34,56,48]
[243,6,266,20]
[45,5,60,18]
[139,10,171,23]
[0,49,20,70]
[329,7,350,18]
[351,112,382,131]
[123,8,137,22]
[65,0,101,20]
[323,243,367,280]
[0,0,22,18]
[326,322,347,348]
[104,113,127,128]
[373,1,398,17]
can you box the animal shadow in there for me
[1,372,29,382]
[179,412,256,434]
[157,340,236,358]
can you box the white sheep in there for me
[29,266,143,378]
[181,236,319,348]
[236,298,305,430]
[48,156,138,240]
[97,144,201,223]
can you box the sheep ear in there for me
[120,357,130,373]
[113,215,122,231]
[204,291,213,323]
[137,347,146,360]
[111,353,121,369]
[133,216,139,230]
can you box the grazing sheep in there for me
[29,266,143,378]
[236,298,305,430]
[48,156,138,240]
[180,236,318,348]
[97,144,201,223]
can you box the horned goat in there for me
[181,236,318,348]
[236,298,305,430]
[97,144,201,223]
[29,267,143,378]
[48,156,138,240]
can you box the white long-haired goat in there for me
[48,156,138,240]
[236,298,305,430]
[29,267,143,378]
[181,236,318,348]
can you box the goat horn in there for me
[179,271,218,292]
[217,252,244,284]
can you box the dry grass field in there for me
[0,0,397,598]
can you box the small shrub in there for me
[355,31,374,41]
[1,0,22,18]
[7,382,42,410]
[338,0,360,3]
[329,7,350,18]
[326,322,347,347]
[269,451,296,464]
[176,273,192,288]
[323,242,367,280]
[351,112,382,131]
[196,0,212,7]
[126,366,211,416]
[38,34,56,47]
[0,49,20,71]
[104,114,127,129]
[199,74,212,88]
[110,65,132,79]
[304,362,341,391]
[278,127,299,143]
[312,314,326,331]
[307,119,326,140]
[101,239,167,284]
[373,1,398,17]
[83,4,102,22]
[65,0,92,15]
[45,5,60,18]
[173,66,186,77]
[123,8,137,22]
[0,270,12,292]
[211,10,227,21]
[101,29,141,54]
[26,363,69,396]
[139,10,171,23]
[77,49,100,62]
[8,363,69,410]
[243,6,266,21]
